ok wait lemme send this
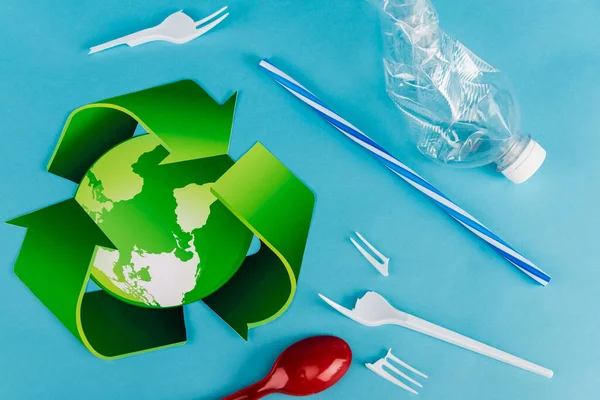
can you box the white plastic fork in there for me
[366,349,428,395]
[350,232,390,276]
[318,291,554,378]
[89,6,229,54]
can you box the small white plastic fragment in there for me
[366,349,428,395]
[350,232,390,276]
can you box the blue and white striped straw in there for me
[259,58,550,286]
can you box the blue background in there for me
[1,0,598,398]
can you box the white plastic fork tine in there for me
[366,349,428,394]
[350,238,381,269]
[387,349,429,379]
[382,360,423,388]
[366,361,419,395]
[355,232,388,261]
[193,12,229,37]
[195,5,228,27]
[351,233,389,276]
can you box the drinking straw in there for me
[259,58,550,286]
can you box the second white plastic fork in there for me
[89,6,229,54]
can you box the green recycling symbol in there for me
[8,80,315,359]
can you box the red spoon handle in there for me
[221,379,274,400]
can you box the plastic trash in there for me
[350,232,390,276]
[259,58,550,286]
[221,336,352,399]
[89,7,229,54]
[366,349,428,394]
[319,291,554,378]
[369,0,545,183]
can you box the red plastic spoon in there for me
[222,336,352,400]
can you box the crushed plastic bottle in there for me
[369,0,545,183]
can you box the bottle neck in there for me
[495,134,532,172]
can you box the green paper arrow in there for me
[8,199,187,359]
[48,80,236,183]
[205,143,315,339]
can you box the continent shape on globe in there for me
[74,133,253,308]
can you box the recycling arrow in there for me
[205,143,315,339]
[48,80,237,183]
[8,199,187,359]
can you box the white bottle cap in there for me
[500,139,546,184]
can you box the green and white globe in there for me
[75,134,252,308]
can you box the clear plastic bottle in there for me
[370,0,546,183]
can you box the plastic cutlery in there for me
[350,231,390,276]
[221,336,352,399]
[89,6,229,54]
[319,291,553,378]
[366,349,428,394]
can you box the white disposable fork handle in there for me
[89,28,156,54]
[394,311,554,378]
[89,37,128,54]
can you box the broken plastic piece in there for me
[366,349,428,395]
[89,6,229,54]
[350,232,390,276]
[319,291,554,378]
